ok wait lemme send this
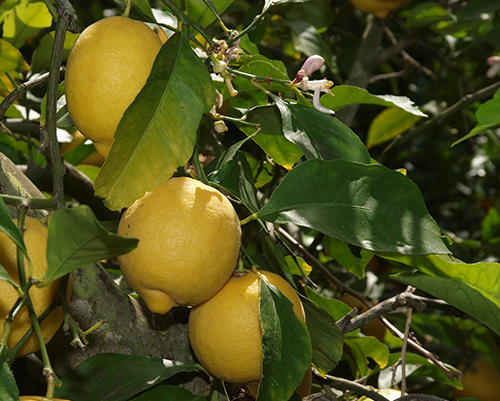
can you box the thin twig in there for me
[324,374,390,401]
[400,287,416,397]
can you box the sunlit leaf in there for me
[321,85,427,117]
[255,159,450,255]
[234,55,290,95]
[345,336,389,377]
[324,236,374,279]
[2,2,53,49]
[54,354,204,401]
[257,278,311,401]
[366,107,421,149]
[285,255,312,276]
[404,2,455,29]
[94,32,215,210]
[42,205,138,286]
[452,88,500,146]
[238,104,303,170]
[0,38,29,72]
[382,253,500,337]
[186,0,233,26]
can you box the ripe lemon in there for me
[188,270,306,384]
[349,0,404,18]
[452,358,500,401]
[117,177,241,314]
[64,16,162,157]
[0,217,69,357]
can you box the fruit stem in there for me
[123,0,132,17]
[240,213,258,225]
[79,320,106,345]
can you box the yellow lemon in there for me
[188,270,305,384]
[64,16,162,157]
[0,217,69,357]
[117,177,241,314]
[349,0,405,18]
[452,358,500,401]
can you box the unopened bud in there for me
[293,55,325,83]
[214,120,228,133]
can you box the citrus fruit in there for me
[64,16,162,157]
[0,217,69,357]
[117,177,241,314]
[349,0,405,18]
[340,293,386,342]
[188,270,306,384]
[452,358,500,401]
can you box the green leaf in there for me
[255,159,450,255]
[186,0,233,26]
[321,85,427,117]
[206,150,260,213]
[94,32,215,210]
[2,2,53,49]
[54,354,204,401]
[302,296,343,376]
[0,38,29,72]
[131,385,198,401]
[380,253,500,337]
[344,336,389,377]
[457,0,500,19]
[238,105,303,170]
[482,207,500,240]
[0,264,18,288]
[404,2,455,29]
[0,347,18,401]
[0,197,29,264]
[234,55,290,94]
[271,94,371,164]
[257,277,312,401]
[285,255,312,276]
[43,205,138,286]
[366,107,421,149]
[31,30,79,73]
[324,237,374,279]
[452,89,500,147]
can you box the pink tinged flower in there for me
[487,56,500,78]
[293,55,325,84]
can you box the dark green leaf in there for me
[404,2,455,29]
[366,108,421,149]
[94,32,215,210]
[0,197,29,263]
[0,347,19,401]
[381,253,500,337]
[206,150,260,212]
[324,237,374,279]
[255,159,450,255]
[54,354,204,401]
[321,85,427,117]
[30,31,78,73]
[238,105,303,170]
[302,296,343,376]
[452,89,500,147]
[257,278,311,401]
[131,385,198,401]
[457,0,500,19]
[0,264,18,288]
[43,205,138,286]
[271,94,371,164]
[63,142,98,166]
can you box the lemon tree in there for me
[2,1,500,401]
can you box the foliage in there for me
[0,0,500,400]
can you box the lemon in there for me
[117,177,241,314]
[452,358,500,401]
[64,16,162,157]
[188,270,306,384]
[349,0,404,18]
[0,217,69,357]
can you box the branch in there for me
[323,374,390,401]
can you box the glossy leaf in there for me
[0,264,18,288]
[324,236,374,279]
[257,277,311,401]
[0,348,19,401]
[302,296,343,376]
[382,253,500,336]
[54,354,204,401]
[344,336,389,377]
[255,159,450,255]
[43,205,138,286]
[206,150,260,213]
[94,32,215,210]
[234,55,290,94]
[0,39,29,72]
[452,88,500,147]
[131,385,198,401]
[321,85,427,117]
[238,105,303,170]
[0,197,29,264]
[404,3,455,29]
[2,3,53,49]
[366,107,421,149]
[285,255,312,276]
[271,94,371,164]
[186,0,233,26]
